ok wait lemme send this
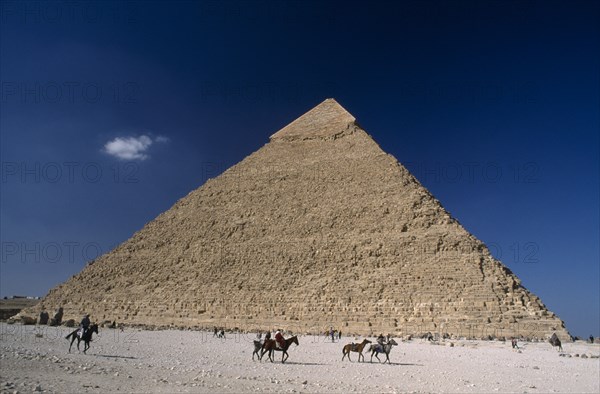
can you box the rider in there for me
[275,329,285,349]
[79,314,91,336]
[377,333,385,346]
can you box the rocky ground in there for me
[0,323,598,393]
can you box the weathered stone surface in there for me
[270,98,356,141]
[63,319,75,328]
[48,308,63,326]
[20,99,570,340]
[38,311,49,325]
[8,314,36,325]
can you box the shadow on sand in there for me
[379,362,424,367]
[95,354,138,360]
[277,361,329,366]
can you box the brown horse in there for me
[261,336,299,363]
[342,339,371,362]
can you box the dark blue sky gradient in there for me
[1,1,598,337]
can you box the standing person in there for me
[338,329,342,340]
[511,338,519,349]
[589,335,594,344]
[330,327,335,342]
[213,326,218,337]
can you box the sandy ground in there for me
[0,300,39,310]
[0,300,39,321]
[0,323,598,393]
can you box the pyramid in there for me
[21,99,569,340]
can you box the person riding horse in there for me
[79,314,91,337]
[275,329,285,349]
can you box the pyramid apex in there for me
[270,98,356,141]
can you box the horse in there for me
[549,333,563,352]
[65,324,99,353]
[252,340,263,361]
[342,339,371,362]
[368,338,398,364]
[260,336,299,363]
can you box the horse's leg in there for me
[385,352,390,364]
[254,345,262,361]
[374,352,381,363]
[370,350,374,363]
[342,350,346,361]
[358,352,363,362]
[282,351,287,363]
[68,337,74,353]
[265,349,273,363]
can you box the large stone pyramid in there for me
[23,99,569,340]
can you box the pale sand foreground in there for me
[1,323,598,393]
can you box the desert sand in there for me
[1,323,598,393]
[0,300,39,322]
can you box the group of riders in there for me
[68,315,585,362]
[213,327,286,349]
[376,333,392,346]
[256,329,286,349]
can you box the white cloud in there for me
[155,135,170,143]
[103,135,153,160]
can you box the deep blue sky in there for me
[1,1,598,337]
